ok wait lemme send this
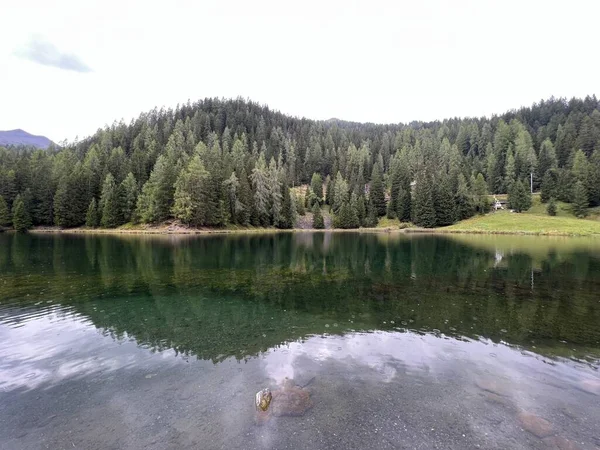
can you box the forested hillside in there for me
[0,96,599,231]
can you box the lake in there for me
[0,232,599,450]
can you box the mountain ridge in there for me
[0,129,54,149]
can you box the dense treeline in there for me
[0,95,599,231]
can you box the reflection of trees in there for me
[0,233,599,362]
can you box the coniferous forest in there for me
[1,96,599,231]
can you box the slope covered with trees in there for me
[0,96,599,231]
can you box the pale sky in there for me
[1,0,599,143]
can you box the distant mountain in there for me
[0,129,54,149]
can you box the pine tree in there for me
[537,139,557,181]
[251,153,270,226]
[223,172,241,223]
[508,179,532,213]
[504,146,516,191]
[364,198,378,227]
[86,198,100,227]
[0,195,10,227]
[136,155,176,223]
[236,169,252,226]
[455,174,474,220]
[588,150,600,206]
[312,203,324,229]
[397,186,412,222]
[100,173,122,228]
[356,195,366,225]
[332,172,349,214]
[268,158,283,227]
[434,177,456,226]
[53,163,90,228]
[572,181,589,218]
[546,197,557,216]
[310,173,323,204]
[541,169,559,203]
[334,201,359,229]
[369,164,386,216]
[278,182,294,229]
[385,198,396,219]
[325,176,334,206]
[120,173,138,223]
[412,175,436,228]
[472,173,490,214]
[12,194,32,232]
[296,193,306,216]
[172,155,210,226]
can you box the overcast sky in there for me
[1,0,599,143]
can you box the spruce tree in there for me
[332,172,349,214]
[12,195,32,232]
[0,195,10,227]
[472,173,490,214]
[296,193,306,216]
[397,186,412,222]
[136,155,176,223]
[100,173,122,228]
[356,195,366,225]
[412,175,436,228]
[120,173,138,223]
[251,154,270,226]
[310,173,323,204]
[369,164,386,216]
[312,203,324,229]
[278,182,294,229]
[587,149,600,207]
[541,170,559,203]
[325,176,334,206]
[434,177,456,226]
[572,181,589,218]
[508,179,532,213]
[334,201,359,229]
[364,198,378,227]
[236,169,252,226]
[386,199,397,219]
[455,174,473,220]
[86,198,100,228]
[223,172,241,223]
[172,155,210,226]
[546,197,557,216]
[348,193,360,228]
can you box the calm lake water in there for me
[0,232,599,450]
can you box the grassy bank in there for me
[441,209,600,236]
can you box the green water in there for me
[0,232,599,449]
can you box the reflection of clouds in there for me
[262,330,594,398]
[0,310,179,392]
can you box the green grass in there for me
[376,217,413,229]
[443,209,600,236]
[524,195,572,217]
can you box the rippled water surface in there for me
[0,232,599,449]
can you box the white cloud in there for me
[0,0,599,142]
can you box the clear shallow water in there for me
[0,232,599,449]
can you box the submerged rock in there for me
[542,435,582,450]
[270,378,313,417]
[475,378,510,397]
[577,378,600,396]
[254,378,313,424]
[517,412,554,438]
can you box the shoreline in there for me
[26,226,405,236]
[18,225,600,237]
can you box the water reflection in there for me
[1,232,600,449]
[1,233,600,364]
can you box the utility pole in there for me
[530,172,533,193]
